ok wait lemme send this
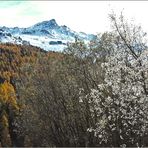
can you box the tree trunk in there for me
[7,108,24,147]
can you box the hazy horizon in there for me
[0,1,148,34]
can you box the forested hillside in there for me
[0,14,148,147]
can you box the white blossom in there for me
[83,14,148,146]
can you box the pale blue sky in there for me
[0,1,148,34]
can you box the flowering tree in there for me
[85,13,148,147]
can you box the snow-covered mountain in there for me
[0,19,97,51]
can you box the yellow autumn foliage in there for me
[1,114,9,128]
[0,81,19,111]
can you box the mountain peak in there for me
[32,19,58,30]
[45,19,58,27]
[49,19,56,24]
